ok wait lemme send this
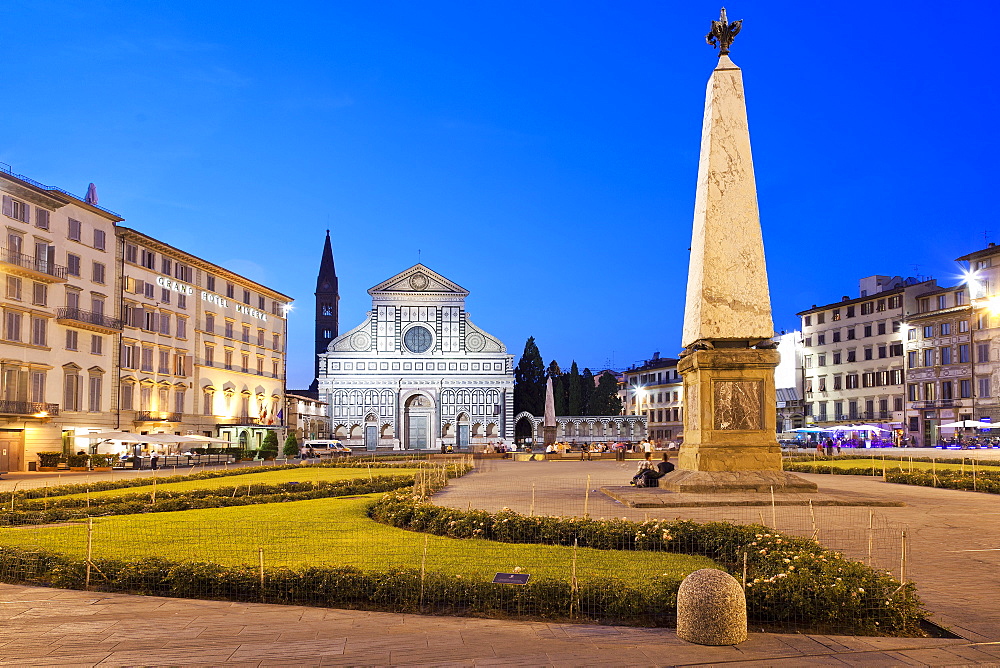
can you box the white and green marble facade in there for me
[317,264,514,450]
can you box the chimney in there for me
[652,352,660,361]
[842,296,849,301]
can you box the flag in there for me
[259,404,268,423]
[276,409,283,424]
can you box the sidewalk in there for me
[3,583,999,667]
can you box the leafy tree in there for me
[566,361,582,415]
[581,367,595,415]
[260,430,280,459]
[283,433,299,458]
[590,371,623,415]
[514,336,546,416]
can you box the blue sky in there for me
[3,1,995,387]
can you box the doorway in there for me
[404,394,433,450]
[0,436,21,472]
[365,425,378,451]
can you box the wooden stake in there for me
[530,482,535,517]
[258,546,265,601]
[584,475,591,518]
[770,486,776,527]
[86,517,94,589]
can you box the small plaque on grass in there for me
[493,573,530,585]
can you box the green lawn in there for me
[0,495,715,582]
[789,458,1000,472]
[51,467,423,500]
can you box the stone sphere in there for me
[676,568,748,645]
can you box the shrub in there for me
[66,454,90,467]
[37,452,63,468]
[90,454,112,467]
[283,434,299,458]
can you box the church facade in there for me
[317,264,514,450]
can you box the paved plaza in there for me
[1,458,1000,665]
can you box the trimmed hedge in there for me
[784,461,1000,494]
[368,491,924,635]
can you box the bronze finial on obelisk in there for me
[705,8,742,57]
[659,11,816,493]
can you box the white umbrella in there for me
[85,431,171,444]
[792,427,826,433]
[184,435,232,444]
[939,420,996,429]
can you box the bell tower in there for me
[310,230,339,393]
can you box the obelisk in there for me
[543,377,557,446]
[661,9,815,493]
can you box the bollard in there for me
[676,568,747,645]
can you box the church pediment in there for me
[368,264,469,299]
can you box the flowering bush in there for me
[369,491,924,635]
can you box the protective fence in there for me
[0,457,923,636]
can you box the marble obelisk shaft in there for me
[543,377,557,446]
[682,55,773,348]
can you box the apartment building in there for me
[286,392,331,442]
[902,282,974,446]
[116,228,293,453]
[797,276,929,436]
[957,243,1000,425]
[1,166,123,471]
[622,353,683,444]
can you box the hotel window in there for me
[272,360,279,377]
[143,282,154,299]
[242,289,250,304]
[125,244,138,263]
[817,312,826,324]
[877,299,886,312]
[818,354,826,366]
[158,387,168,411]
[907,384,918,401]
[861,302,874,315]
[937,295,947,310]
[140,249,155,269]
[175,390,185,415]
[31,316,46,346]
[63,369,81,411]
[864,347,873,360]
[846,349,856,362]
[878,345,887,358]
[241,354,249,372]
[959,344,970,363]
[846,305,856,317]
[846,374,859,389]
[6,276,22,300]
[907,351,917,367]
[923,325,934,338]
[67,253,81,276]
[35,208,49,229]
[68,218,81,241]
[176,317,187,339]
[941,381,953,400]
[877,322,886,335]
[256,358,264,375]
[847,328,856,340]
[205,313,215,333]
[141,347,153,372]
[226,282,234,299]
[161,288,171,304]
[93,229,105,250]
[817,334,826,345]
[256,328,264,346]
[159,313,171,336]
[940,346,952,365]
[258,295,265,310]
[242,325,250,343]
[924,382,935,400]
[803,315,811,326]
[832,330,841,342]
[224,321,234,339]
[206,275,216,292]
[203,391,213,415]
[833,352,842,364]
[158,350,170,373]
[979,378,991,398]
[961,379,972,398]
[139,386,151,411]
[178,293,186,309]
[65,329,78,351]
[88,374,102,411]
[923,349,934,366]
[955,291,965,306]
[92,261,106,284]
[833,375,842,390]
[91,334,102,355]
[887,295,901,309]
[959,320,969,333]
[818,377,827,391]
[3,196,28,221]
[161,257,172,275]
[32,282,46,306]
[204,344,214,366]
[273,333,280,350]
[941,322,951,335]
[863,324,872,337]
[120,382,134,410]
[224,350,233,370]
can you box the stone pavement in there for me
[4,583,1000,667]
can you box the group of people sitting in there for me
[630,452,675,487]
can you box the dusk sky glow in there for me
[4,1,995,388]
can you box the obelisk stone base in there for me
[543,426,557,446]
[670,348,816,492]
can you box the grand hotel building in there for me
[0,166,292,471]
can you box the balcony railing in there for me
[0,400,59,417]
[194,357,280,379]
[135,411,182,423]
[0,161,122,217]
[56,307,123,332]
[227,416,261,426]
[1,247,67,280]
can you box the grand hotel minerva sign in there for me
[156,276,269,322]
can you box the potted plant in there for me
[37,452,63,472]
[90,454,112,471]
[259,431,279,460]
[66,453,90,471]
[283,433,299,459]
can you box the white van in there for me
[301,440,350,454]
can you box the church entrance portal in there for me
[404,394,433,449]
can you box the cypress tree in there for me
[566,361,582,416]
[514,337,546,416]
[591,371,623,415]
[581,367,595,415]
